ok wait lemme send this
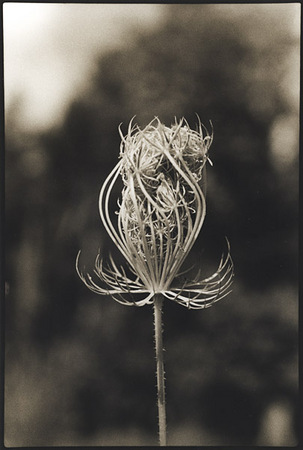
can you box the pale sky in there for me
[3,3,165,132]
[3,1,300,151]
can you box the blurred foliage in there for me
[5,4,299,446]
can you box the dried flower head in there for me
[76,117,233,308]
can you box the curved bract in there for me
[76,117,234,308]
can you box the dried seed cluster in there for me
[77,117,233,308]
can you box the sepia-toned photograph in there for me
[3,2,300,447]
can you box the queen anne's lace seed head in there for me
[76,117,233,308]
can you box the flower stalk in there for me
[153,294,166,446]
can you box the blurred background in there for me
[4,3,300,446]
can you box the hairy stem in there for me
[153,294,167,446]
